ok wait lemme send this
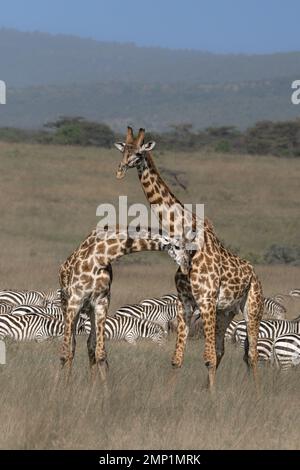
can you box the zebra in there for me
[0,289,62,307]
[289,289,300,298]
[141,294,284,320]
[274,293,287,303]
[263,297,286,319]
[233,316,300,345]
[224,319,239,341]
[256,338,274,363]
[140,294,177,308]
[160,294,177,303]
[80,315,165,345]
[41,289,62,305]
[10,304,63,320]
[0,290,45,307]
[114,303,177,333]
[0,313,64,342]
[273,334,300,370]
[106,316,165,344]
[0,312,89,342]
[0,301,14,315]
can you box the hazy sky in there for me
[1,0,299,53]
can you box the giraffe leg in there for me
[172,298,188,368]
[87,305,96,373]
[171,269,192,368]
[215,310,235,369]
[191,289,218,390]
[175,268,196,329]
[94,295,109,381]
[60,295,82,381]
[242,274,264,388]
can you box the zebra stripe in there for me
[0,311,89,342]
[235,337,273,360]
[0,313,64,342]
[160,294,177,303]
[289,289,300,298]
[41,289,62,305]
[140,295,176,308]
[10,304,63,319]
[233,317,300,345]
[0,302,14,315]
[274,294,287,303]
[0,289,62,307]
[81,316,165,344]
[273,334,300,370]
[140,294,284,319]
[115,303,177,333]
[106,316,165,344]
[0,290,45,307]
[263,297,286,319]
[256,338,274,362]
[224,319,239,340]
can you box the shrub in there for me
[264,244,300,266]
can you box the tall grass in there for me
[0,337,299,450]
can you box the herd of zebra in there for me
[0,288,300,370]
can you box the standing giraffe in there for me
[114,127,264,389]
[59,227,187,378]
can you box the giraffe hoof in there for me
[100,359,109,369]
[60,357,67,369]
[97,359,109,377]
[171,359,182,369]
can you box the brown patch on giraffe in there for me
[143,180,151,188]
[107,245,119,257]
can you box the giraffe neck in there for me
[137,152,183,208]
[103,233,168,264]
[137,153,199,239]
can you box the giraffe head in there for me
[158,234,191,275]
[114,127,156,179]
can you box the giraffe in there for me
[59,226,187,379]
[114,127,264,389]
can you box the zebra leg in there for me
[242,274,264,386]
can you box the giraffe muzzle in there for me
[116,163,128,179]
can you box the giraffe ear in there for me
[114,142,126,152]
[141,141,156,152]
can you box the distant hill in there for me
[2,77,299,131]
[0,29,299,130]
[1,29,300,86]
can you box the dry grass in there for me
[0,142,299,449]
[1,332,299,450]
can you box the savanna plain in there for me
[0,142,299,449]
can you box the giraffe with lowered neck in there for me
[114,127,264,389]
[59,226,188,378]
